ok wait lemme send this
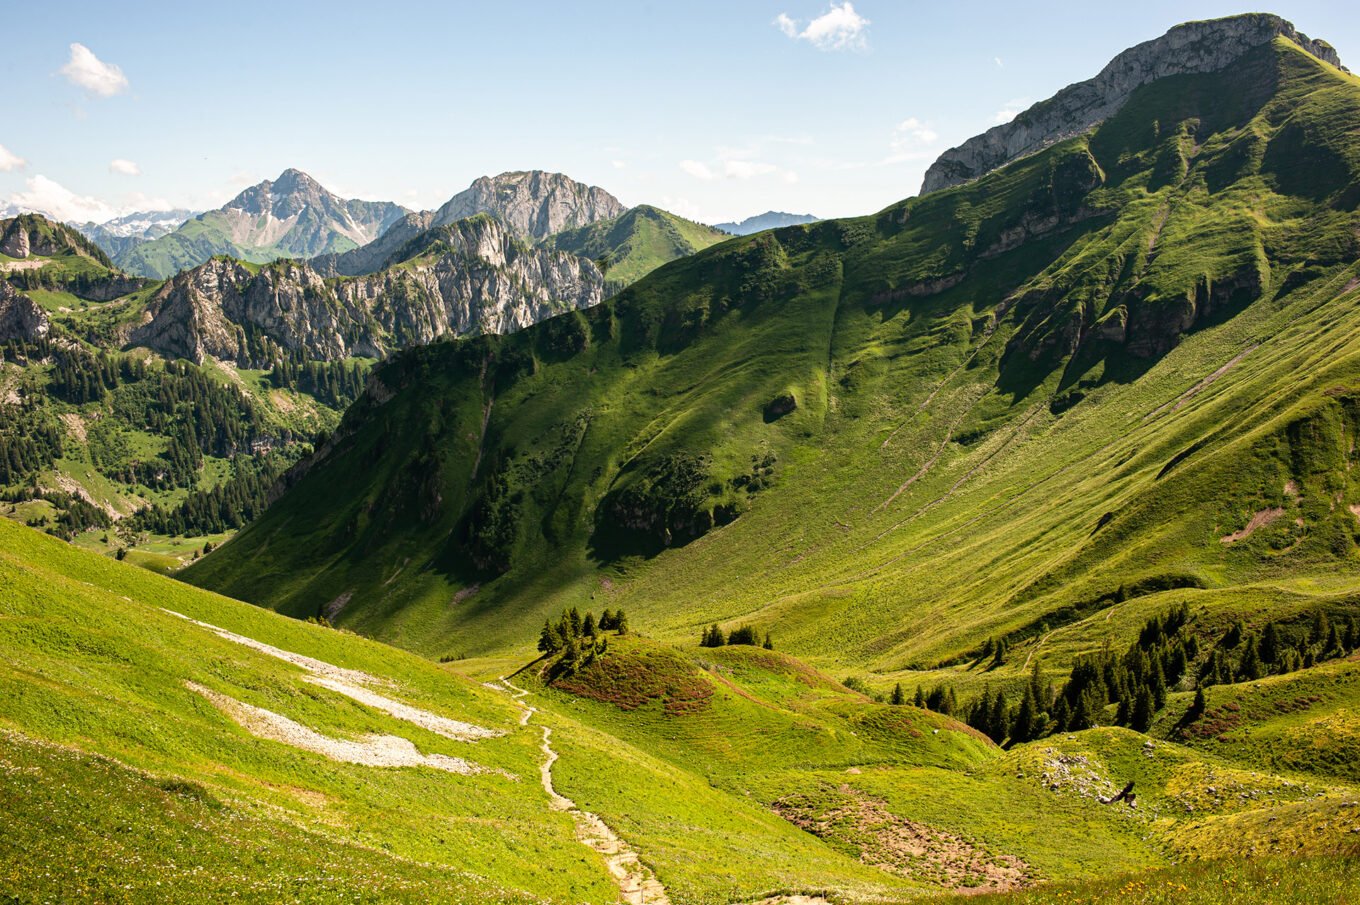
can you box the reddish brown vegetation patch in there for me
[553,647,713,716]
[774,788,1029,892]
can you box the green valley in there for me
[4,9,1360,904]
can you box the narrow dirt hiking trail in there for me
[496,678,671,905]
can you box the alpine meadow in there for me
[3,6,1360,904]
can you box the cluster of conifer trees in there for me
[0,403,63,485]
[269,357,367,408]
[699,624,774,649]
[132,451,297,536]
[1198,611,1358,686]
[909,607,1194,744]
[906,605,1360,746]
[538,608,630,673]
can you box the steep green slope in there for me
[188,40,1360,684]
[0,516,614,902]
[544,204,730,293]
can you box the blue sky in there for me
[2,1,1356,225]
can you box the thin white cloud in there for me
[0,144,25,172]
[995,56,1004,68]
[884,117,940,163]
[993,98,1032,125]
[109,158,141,176]
[657,195,706,222]
[60,43,129,97]
[611,159,627,170]
[773,2,869,52]
[7,175,117,223]
[680,159,715,180]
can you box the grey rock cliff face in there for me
[435,171,626,241]
[321,171,626,277]
[921,14,1344,194]
[0,281,49,343]
[128,217,604,364]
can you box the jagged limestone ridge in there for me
[921,13,1344,193]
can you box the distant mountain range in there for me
[74,210,197,260]
[713,211,820,235]
[113,169,410,279]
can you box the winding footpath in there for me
[496,678,670,905]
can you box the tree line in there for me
[906,605,1360,747]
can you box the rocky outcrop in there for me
[1,214,113,266]
[921,14,1344,194]
[128,217,604,363]
[434,171,625,242]
[0,281,49,342]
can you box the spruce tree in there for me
[1189,685,1207,721]
[1260,621,1281,666]
[890,683,905,706]
[1237,636,1263,681]
[538,619,558,654]
[1130,685,1154,731]
[1012,685,1039,743]
[987,689,1009,743]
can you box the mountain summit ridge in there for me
[117,169,409,278]
[921,13,1344,193]
[322,170,625,277]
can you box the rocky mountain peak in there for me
[120,172,410,278]
[921,13,1344,194]
[433,170,626,241]
[227,169,333,219]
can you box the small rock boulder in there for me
[764,393,797,422]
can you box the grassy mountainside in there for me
[7,514,1356,901]
[0,516,614,903]
[544,205,730,293]
[189,40,1360,682]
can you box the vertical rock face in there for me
[433,171,626,241]
[0,281,49,343]
[921,14,1344,194]
[128,216,604,364]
